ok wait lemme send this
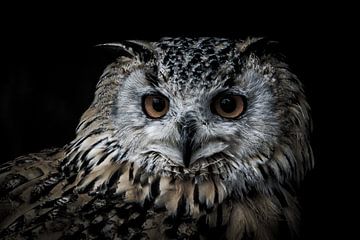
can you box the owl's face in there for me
[77,37,312,194]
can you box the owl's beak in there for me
[180,125,194,168]
[178,114,197,168]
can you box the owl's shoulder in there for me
[0,148,64,201]
[0,148,64,234]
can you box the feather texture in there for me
[0,37,313,239]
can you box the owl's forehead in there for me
[152,37,240,90]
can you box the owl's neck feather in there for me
[60,132,299,238]
[63,135,296,218]
[62,155,298,239]
[63,144,229,216]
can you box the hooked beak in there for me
[178,113,197,168]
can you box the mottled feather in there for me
[0,37,313,239]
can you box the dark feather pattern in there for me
[0,148,302,239]
[0,37,313,239]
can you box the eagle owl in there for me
[0,37,313,240]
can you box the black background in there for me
[0,3,353,239]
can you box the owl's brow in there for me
[145,72,160,87]
[212,64,238,89]
[223,77,235,88]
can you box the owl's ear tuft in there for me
[95,40,154,62]
[236,37,283,60]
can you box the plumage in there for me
[0,37,313,239]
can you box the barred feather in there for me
[0,37,313,239]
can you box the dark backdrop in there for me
[0,4,352,240]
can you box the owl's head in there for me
[68,37,313,197]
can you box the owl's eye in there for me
[143,95,169,119]
[211,95,246,119]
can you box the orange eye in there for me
[211,95,245,119]
[143,95,169,119]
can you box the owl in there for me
[0,37,313,240]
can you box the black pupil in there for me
[220,97,236,113]
[152,97,166,112]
